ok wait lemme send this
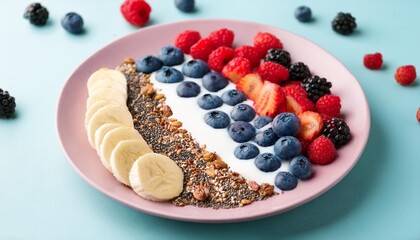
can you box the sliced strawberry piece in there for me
[222,57,252,83]
[253,81,286,118]
[297,111,323,141]
[283,85,315,115]
[236,73,264,102]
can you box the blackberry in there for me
[289,62,311,80]
[301,75,332,102]
[0,89,16,118]
[265,48,291,68]
[332,12,356,35]
[23,2,49,26]
[322,118,351,148]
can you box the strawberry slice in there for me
[222,57,252,83]
[236,73,264,102]
[253,81,286,118]
[297,111,323,141]
[283,85,315,115]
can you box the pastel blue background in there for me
[1,0,419,239]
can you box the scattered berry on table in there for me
[332,12,357,35]
[301,75,332,102]
[289,62,311,80]
[190,38,215,61]
[23,2,49,26]
[316,95,341,118]
[257,61,289,84]
[265,48,291,68]
[136,55,163,73]
[236,73,264,102]
[294,6,312,22]
[230,103,256,122]
[182,59,210,78]
[208,28,235,48]
[253,81,286,118]
[307,135,336,165]
[158,45,185,66]
[297,111,323,141]
[273,136,302,160]
[416,108,420,123]
[202,71,229,92]
[255,128,279,147]
[222,57,252,84]
[234,45,262,68]
[272,112,301,137]
[176,81,201,97]
[394,65,417,86]
[204,110,230,129]
[253,32,283,57]
[155,67,184,83]
[221,89,247,106]
[253,116,273,129]
[120,0,151,27]
[174,0,195,12]
[322,117,351,148]
[283,84,315,115]
[227,121,256,143]
[363,52,383,70]
[61,12,84,34]
[197,94,223,110]
[289,155,312,180]
[208,46,235,72]
[234,143,260,160]
[174,30,201,54]
[0,89,16,118]
[254,153,281,172]
[275,171,298,191]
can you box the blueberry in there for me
[204,110,230,129]
[230,104,256,122]
[155,67,183,83]
[197,94,223,110]
[273,136,301,160]
[289,155,312,180]
[221,89,247,106]
[227,121,256,143]
[136,55,163,73]
[202,72,229,92]
[254,153,281,172]
[272,112,301,137]
[182,59,210,78]
[176,81,200,97]
[254,116,273,129]
[234,143,260,160]
[255,128,280,147]
[61,12,84,34]
[294,6,312,22]
[275,172,298,191]
[174,0,195,12]
[158,45,184,66]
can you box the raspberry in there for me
[395,65,417,86]
[320,113,333,124]
[316,95,341,118]
[120,0,151,27]
[307,136,336,165]
[208,46,235,72]
[190,38,215,61]
[208,28,234,48]
[256,61,289,84]
[417,108,420,123]
[174,30,201,54]
[253,32,283,57]
[299,138,311,155]
[363,52,383,70]
[222,57,252,83]
[234,45,261,68]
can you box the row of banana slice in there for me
[84,68,184,202]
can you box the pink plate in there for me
[56,19,370,223]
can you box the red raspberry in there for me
[417,108,420,123]
[222,57,252,83]
[174,30,201,54]
[363,52,383,70]
[234,45,261,68]
[253,32,283,57]
[256,61,289,84]
[307,136,336,165]
[320,113,333,124]
[395,65,417,86]
[120,0,151,27]
[190,38,215,61]
[316,95,341,118]
[299,138,311,155]
[208,28,234,48]
[207,46,235,72]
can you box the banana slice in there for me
[85,99,125,128]
[129,153,184,202]
[99,126,142,171]
[94,123,125,151]
[110,139,153,186]
[86,88,127,109]
[89,78,127,96]
[87,105,134,147]
[87,68,127,92]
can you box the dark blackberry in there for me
[332,12,356,35]
[265,48,291,68]
[289,62,311,80]
[0,89,16,118]
[322,118,351,148]
[301,75,332,102]
[23,2,49,26]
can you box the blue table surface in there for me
[1,0,419,239]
